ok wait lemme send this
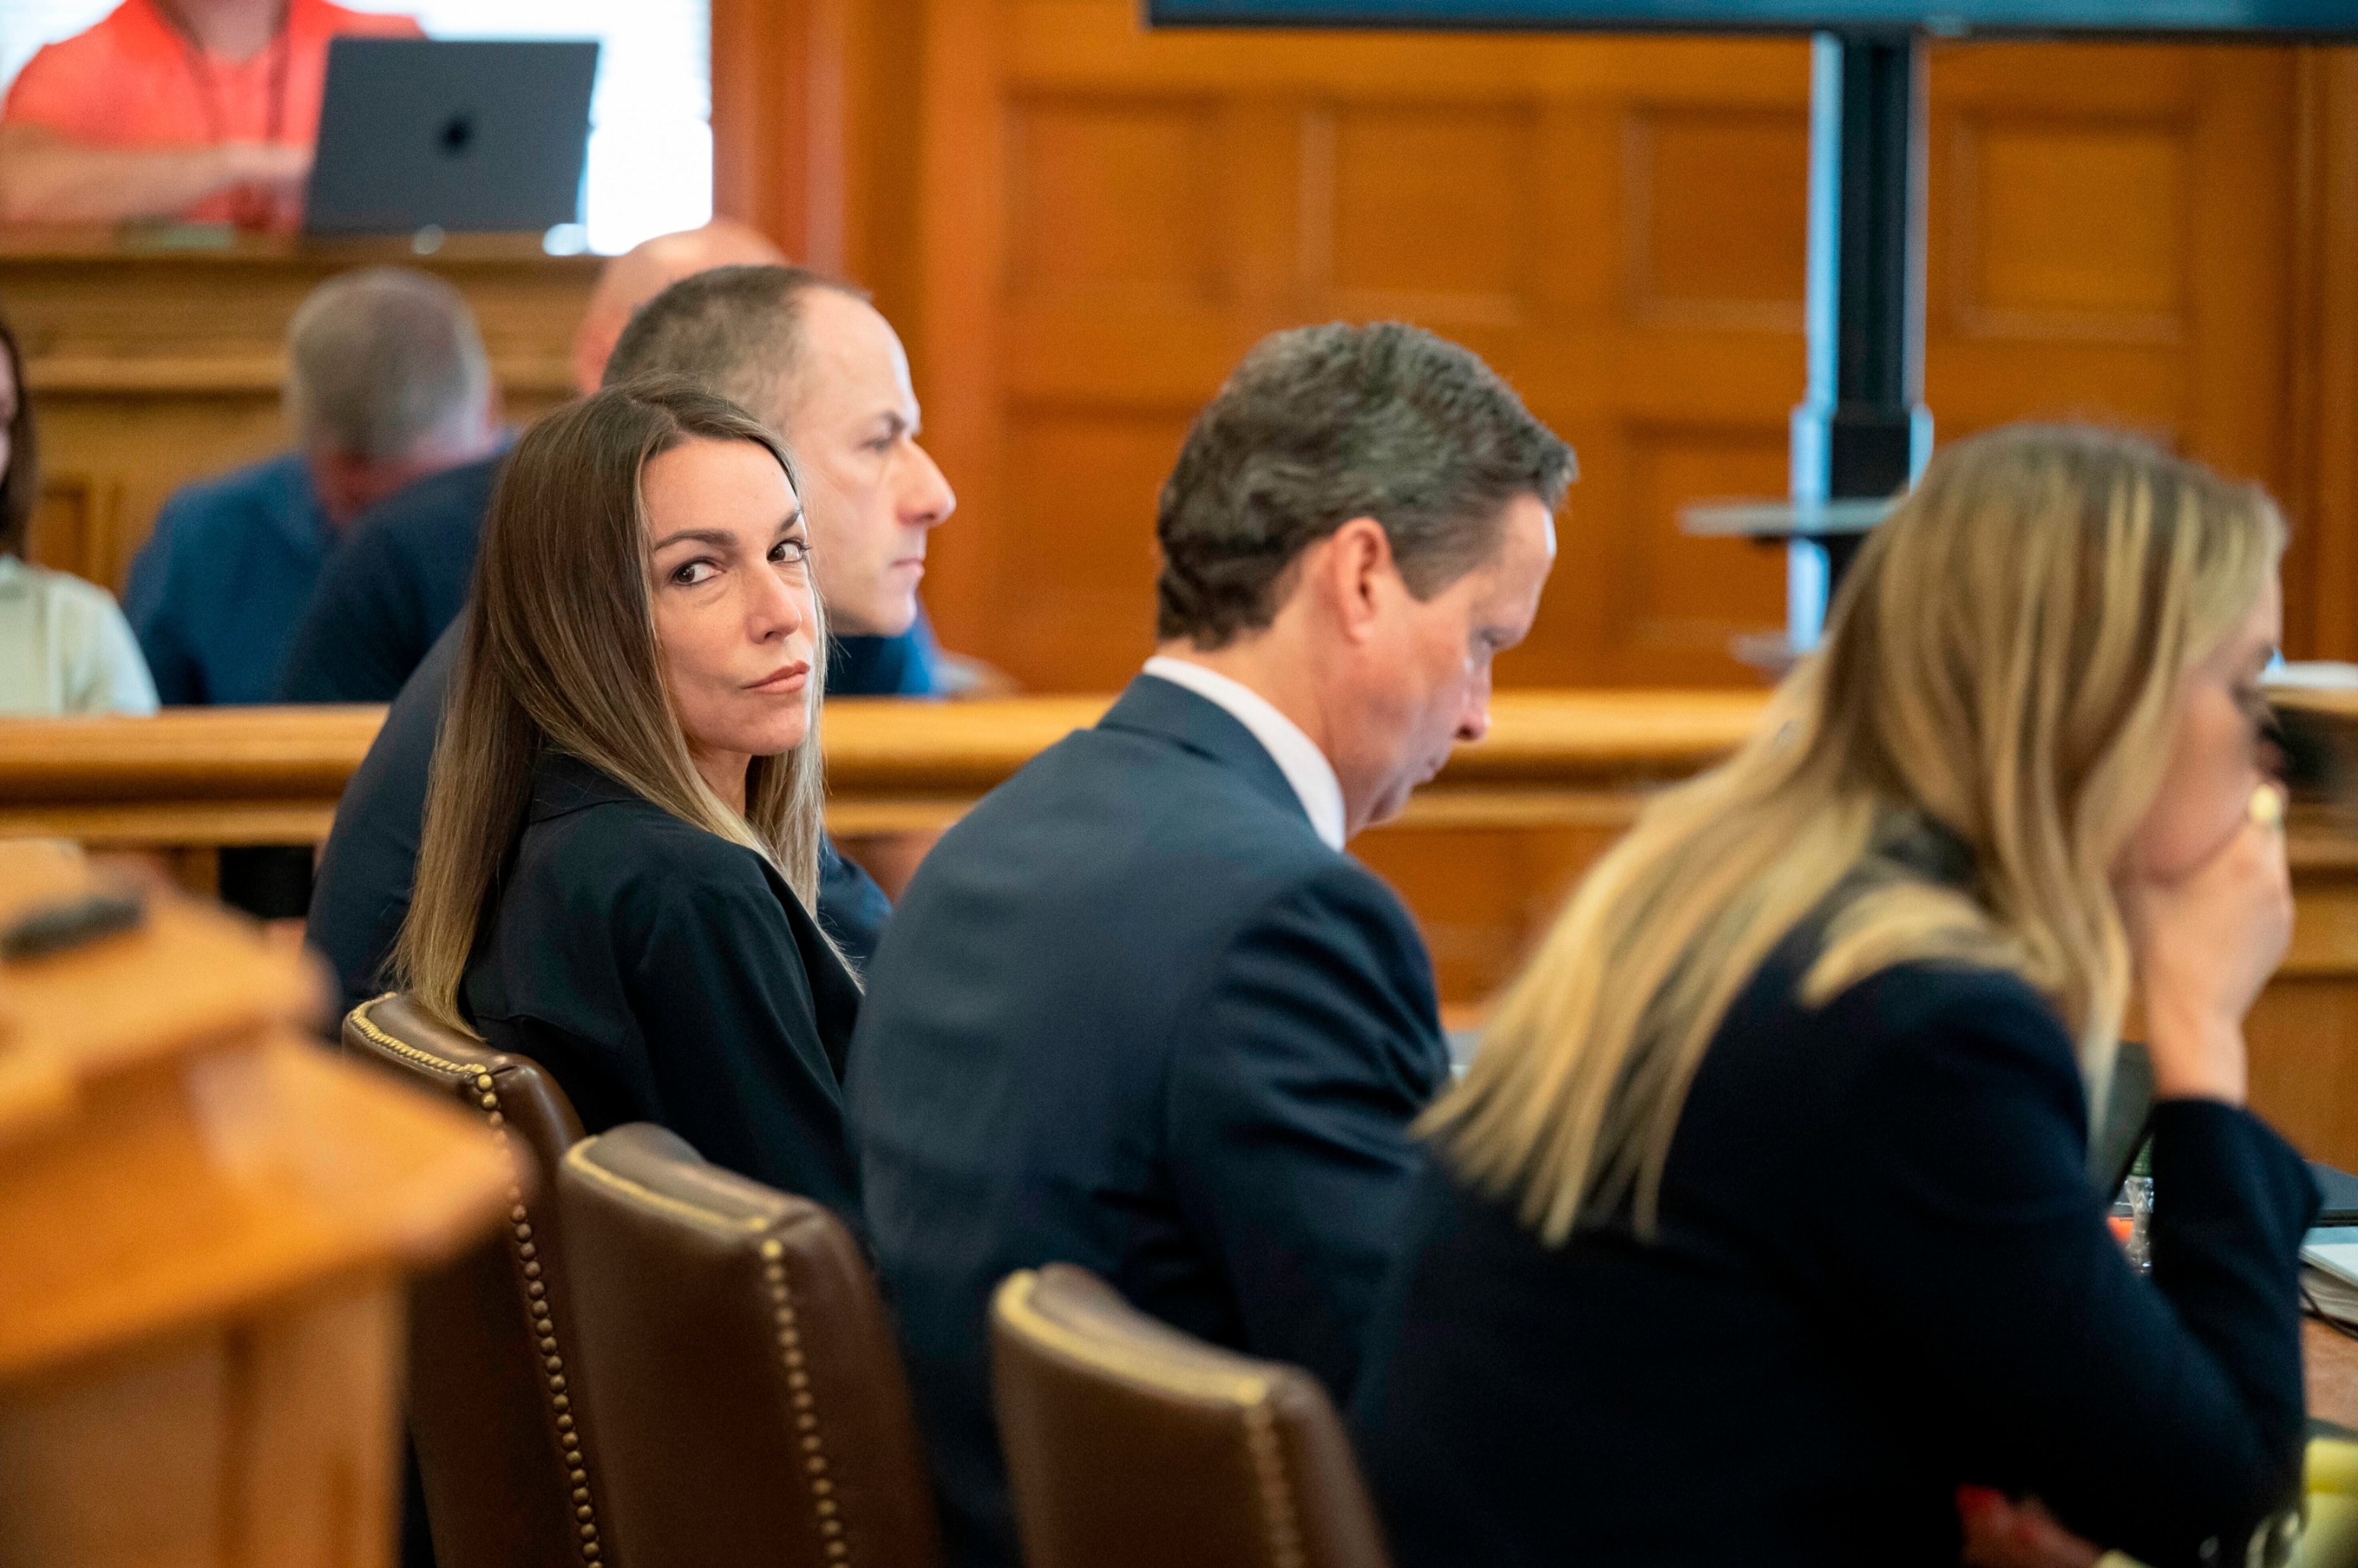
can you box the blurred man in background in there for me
[0,0,421,227]
[279,220,790,705]
[568,219,788,398]
[125,264,497,705]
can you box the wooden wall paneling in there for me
[1922,45,2295,484]
[2252,854,2358,1169]
[2183,50,2298,494]
[917,4,1821,692]
[2,243,594,596]
[837,0,930,327]
[2251,982,2358,1170]
[25,473,112,588]
[31,395,289,592]
[2289,47,2358,662]
[1354,822,1623,1005]
[913,0,1014,660]
[712,0,846,269]
[710,0,930,319]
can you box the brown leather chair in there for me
[555,1122,943,1568]
[342,992,609,1568]
[989,1263,1392,1568]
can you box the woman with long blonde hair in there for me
[1355,425,2315,1568]
[395,377,861,1216]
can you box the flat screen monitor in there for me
[306,39,599,236]
[1144,0,2358,36]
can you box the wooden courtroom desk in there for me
[0,841,508,1566]
[4,690,2357,1168]
[2313,1321,2358,1433]
[0,228,598,592]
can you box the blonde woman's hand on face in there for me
[2119,787,2290,1105]
[2116,574,2286,1106]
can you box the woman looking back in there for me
[1354,425,2314,1568]
[395,378,860,1218]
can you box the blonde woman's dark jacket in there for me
[1352,910,2318,1568]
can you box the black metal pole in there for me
[1788,31,1932,647]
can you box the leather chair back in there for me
[343,992,606,1568]
[991,1264,1392,1568]
[556,1122,943,1568]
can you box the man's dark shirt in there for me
[306,622,894,1020]
[281,454,500,703]
[126,451,338,705]
[279,452,943,703]
[844,675,1449,1568]
[831,614,940,696]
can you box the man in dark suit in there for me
[844,321,1573,1568]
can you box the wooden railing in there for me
[0,691,1775,846]
[8,688,2358,1164]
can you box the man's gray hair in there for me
[286,267,491,460]
[1156,322,1574,648]
[602,264,870,419]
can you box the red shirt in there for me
[2,0,424,221]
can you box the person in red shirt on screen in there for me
[0,0,421,228]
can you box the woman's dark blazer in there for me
[461,751,862,1220]
[1352,909,2318,1568]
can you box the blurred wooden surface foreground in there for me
[1,230,596,595]
[0,841,508,1566]
[718,2,2358,688]
[11,696,2358,1170]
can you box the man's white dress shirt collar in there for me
[1141,655,1346,852]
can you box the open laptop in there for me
[305,38,599,236]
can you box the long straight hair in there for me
[1428,424,2284,1243]
[395,377,834,1033]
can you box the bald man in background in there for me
[567,219,786,394]
[279,219,795,702]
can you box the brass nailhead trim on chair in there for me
[348,997,606,1565]
[758,1235,853,1564]
[1240,1400,1305,1568]
[992,1272,1305,1568]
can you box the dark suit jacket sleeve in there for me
[619,856,862,1220]
[1825,978,2314,1568]
[1163,864,1449,1400]
[280,526,419,702]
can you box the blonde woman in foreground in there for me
[1353,426,2314,1568]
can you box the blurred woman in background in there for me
[0,312,157,715]
[1356,424,2313,1568]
